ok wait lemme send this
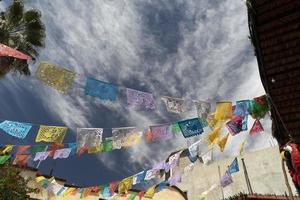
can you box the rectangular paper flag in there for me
[36,61,76,94]
[0,120,32,139]
[161,96,185,114]
[215,101,232,121]
[194,100,211,119]
[84,77,118,101]
[150,124,174,141]
[126,88,155,109]
[77,128,103,150]
[178,118,203,138]
[0,43,32,59]
[35,125,68,143]
[112,127,141,147]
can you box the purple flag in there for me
[126,88,155,109]
[33,151,50,161]
[150,124,174,141]
[168,171,182,186]
[226,119,242,136]
[53,148,72,159]
[220,171,233,188]
[152,161,166,170]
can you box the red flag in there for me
[0,44,32,60]
[139,191,145,200]
[109,181,119,193]
[249,119,264,135]
[16,145,31,155]
[48,144,65,157]
[13,154,31,167]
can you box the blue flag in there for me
[178,118,203,138]
[228,157,239,174]
[233,100,250,117]
[0,120,32,139]
[84,77,118,101]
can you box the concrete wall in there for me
[176,146,297,200]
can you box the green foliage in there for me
[0,162,36,200]
[0,0,45,77]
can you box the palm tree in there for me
[0,0,45,77]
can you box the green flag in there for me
[0,155,11,164]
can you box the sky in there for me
[0,0,276,188]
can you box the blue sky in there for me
[0,0,275,187]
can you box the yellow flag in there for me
[144,185,156,198]
[214,101,232,121]
[239,140,247,156]
[36,61,76,94]
[118,176,133,193]
[61,187,76,198]
[1,145,14,154]
[207,127,221,147]
[35,125,68,143]
[207,112,218,129]
[36,176,46,183]
[218,133,229,152]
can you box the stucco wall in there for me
[176,146,297,200]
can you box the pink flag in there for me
[249,119,264,135]
[0,44,32,60]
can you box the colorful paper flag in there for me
[228,158,239,174]
[156,181,168,192]
[144,185,156,198]
[112,127,141,147]
[36,61,76,94]
[239,140,247,156]
[30,145,48,154]
[233,100,250,117]
[144,169,159,181]
[194,100,211,125]
[215,101,233,121]
[178,118,203,138]
[226,119,242,136]
[207,112,218,130]
[188,141,200,163]
[126,88,155,109]
[150,124,174,141]
[249,119,264,135]
[118,177,133,193]
[218,133,229,152]
[168,171,182,186]
[33,151,50,161]
[220,171,233,188]
[0,155,11,164]
[133,171,146,185]
[0,120,32,139]
[77,128,103,150]
[207,127,221,147]
[161,96,185,114]
[0,145,14,154]
[84,77,118,101]
[248,95,270,119]
[13,154,30,167]
[165,152,181,172]
[53,148,72,159]
[16,145,31,155]
[0,43,32,59]
[35,125,68,143]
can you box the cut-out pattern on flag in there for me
[207,127,221,147]
[126,88,155,109]
[84,77,118,101]
[150,124,174,141]
[36,61,76,94]
[249,119,264,135]
[118,176,133,193]
[34,151,50,161]
[220,171,233,188]
[161,96,185,114]
[207,112,218,129]
[233,100,250,117]
[112,127,141,147]
[215,101,232,121]
[194,100,211,120]
[144,169,159,181]
[228,158,239,174]
[35,125,68,143]
[0,145,14,154]
[53,148,72,159]
[133,171,146,185]
[144,185,156,198]
[77,128,103,150]
[0,120,32,139]
[178,118,203,138]
[0,43,32,59]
